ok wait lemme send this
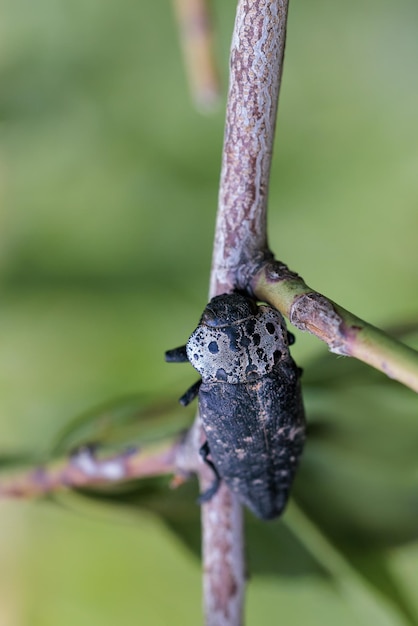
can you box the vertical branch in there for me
[201,485,245,626]
[210,0,288,296]
[202,1,290,624]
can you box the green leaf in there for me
[284,502,416,626]
[50,393,193,457]
[297,382,418,548]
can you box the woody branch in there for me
[201,1,289,625]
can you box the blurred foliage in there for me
[50,393,194,455]
[0,0,418,625]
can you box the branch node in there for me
[262,259,302,284]
[290,292,350,355]
[237,249,273,294]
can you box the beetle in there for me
[165,292,305,520]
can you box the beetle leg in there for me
[198,441,221,503]
[287,331,295,346]
[165,345,189,363]
[179,379,201,406]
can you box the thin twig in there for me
[172,0,221,111]
[251,260,418,392]
[202,1,290,624]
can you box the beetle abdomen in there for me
[199,371,305,520]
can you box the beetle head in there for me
[201,293,258,328]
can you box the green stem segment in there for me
[253,260,418,392]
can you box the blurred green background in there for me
[0,0,418,624]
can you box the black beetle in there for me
[166,293,305,520]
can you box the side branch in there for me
[0,441,182,499]
[252,260,418,392]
